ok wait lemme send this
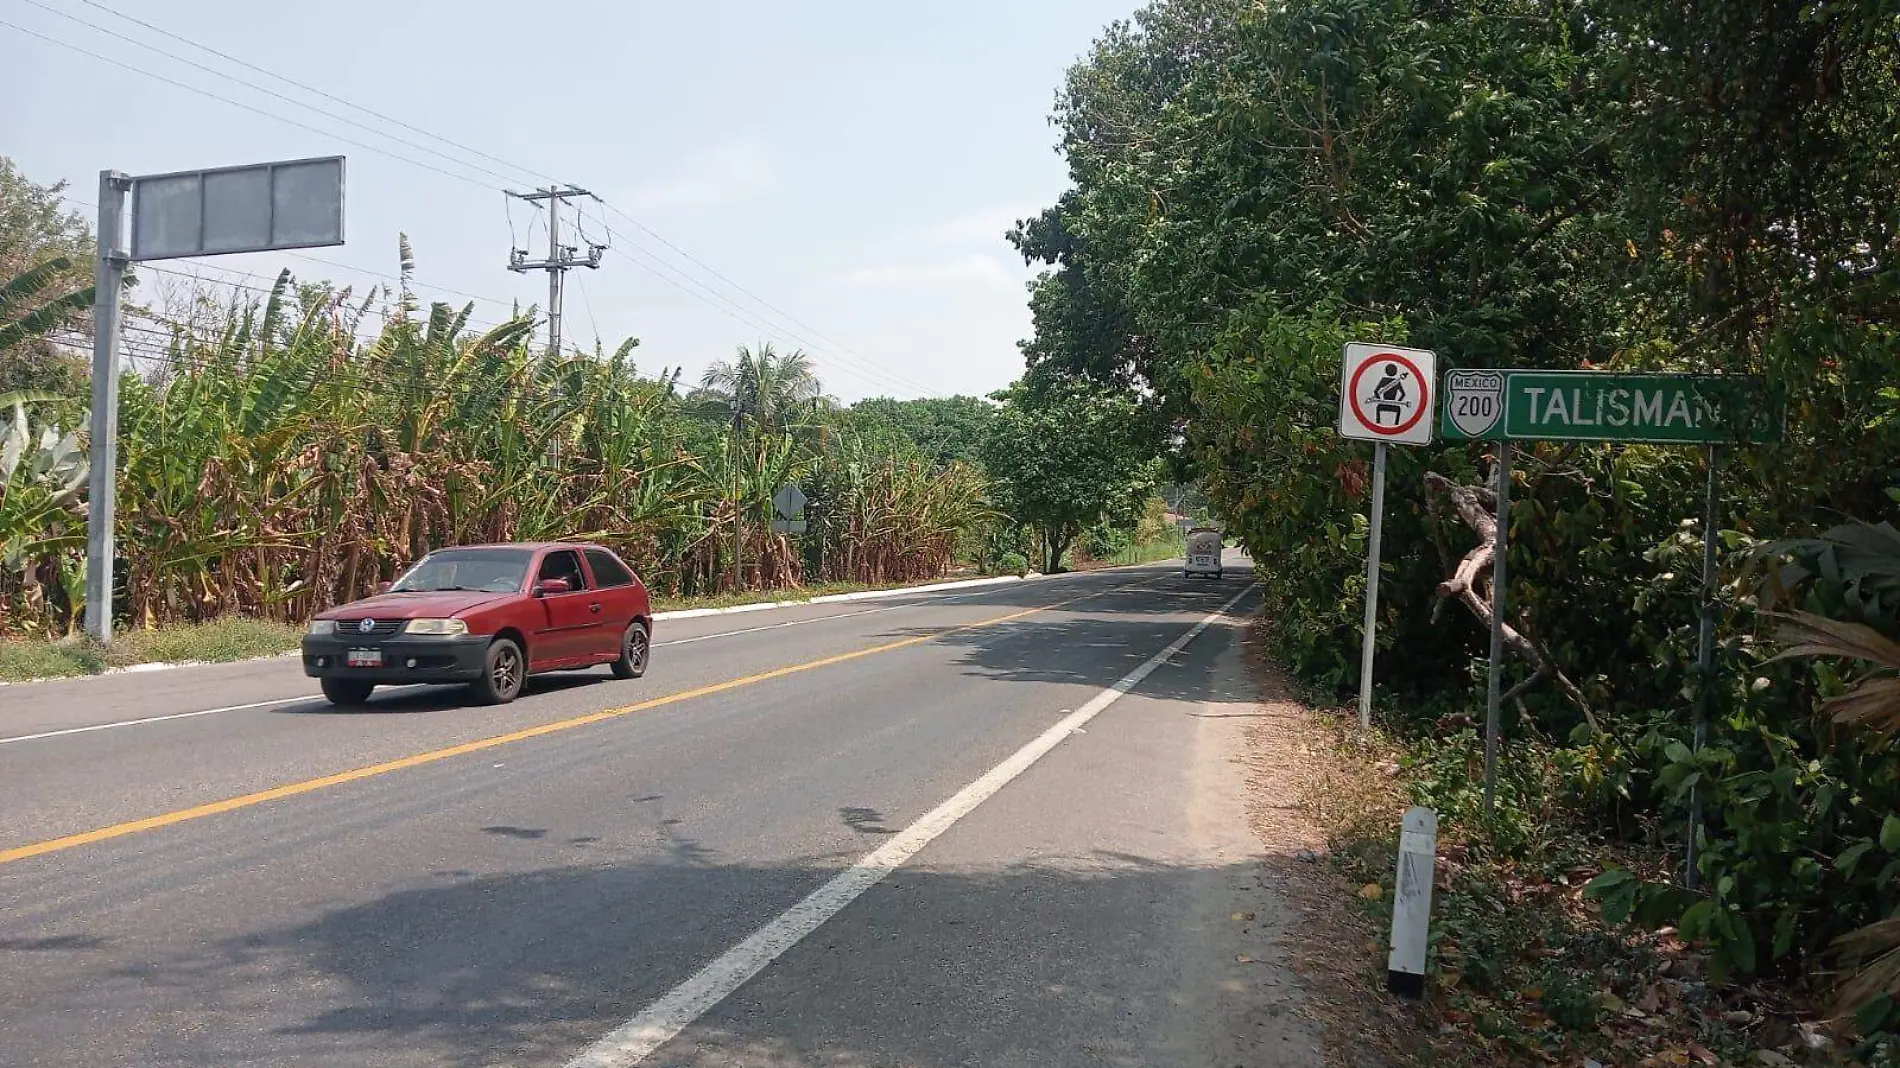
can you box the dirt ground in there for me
[1234,618,1425,1068]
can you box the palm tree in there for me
[696,342,827,436]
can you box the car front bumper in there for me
[301,634,489,683]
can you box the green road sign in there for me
[1441,370,1782,445]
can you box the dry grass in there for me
[1234,617,1855,1068]
[0,617,301,682]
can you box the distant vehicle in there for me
[1185,527,1224,579]
[301,542,652,706]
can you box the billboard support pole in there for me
[83,171,130,644]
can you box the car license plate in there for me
[1193,556,1213,566]
[346,648,383,668]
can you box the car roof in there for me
[430,542,608,553]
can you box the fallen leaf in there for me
[1753,1051,1794,1066]
[1231,911,1256,922]
[1597,991,1627,1012]
[1236,953,1257,964]
[1688,1041,1718,1065]
[1637,985,1662,1013]
[1360,883,1383,900]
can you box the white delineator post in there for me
[1386,805,1438,999]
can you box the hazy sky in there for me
[0,0,1135,401]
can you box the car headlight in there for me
[403,618,469,636]
[308,620,337,636]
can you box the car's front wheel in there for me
[610,621,650,680]
[471,638,526,705]
[321,678,375,706]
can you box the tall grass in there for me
[0,254,993,637]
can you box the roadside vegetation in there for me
[1024,0,1900,1061]
[0,616,304,682]
[0,157,1183,668]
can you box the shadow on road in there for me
[862,568,1261,709]
[0,560,1314,1067]
[274,673,610,716]
[10,852,1315,1068]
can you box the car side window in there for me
[584,549,636,588]
[537,550,587,590]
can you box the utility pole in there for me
[506,185,605,355]
[731,405,744,593]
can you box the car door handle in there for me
[589,603,602,613]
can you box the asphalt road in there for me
[0,554,1323,1067]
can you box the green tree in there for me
[841,395,997,469]
[981,378,1158,573]
[0,160,97,398]
[1016,0,1900,1020]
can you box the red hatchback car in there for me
[301,542,653,706]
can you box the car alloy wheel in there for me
[473,638,526,705]
[611,621,649,680]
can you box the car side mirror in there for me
[374,581,393,595]
[535,578,571,597]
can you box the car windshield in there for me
[388,548,533,594]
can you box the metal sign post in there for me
[1357,442,1389,730]
[1685,446,1720,890]
[1338,343,1437,729]
[83,156,345,642]
[1483,441,1511,819]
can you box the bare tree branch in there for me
[1423,471,1602,733]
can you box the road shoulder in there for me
[1237,618,1412,1068]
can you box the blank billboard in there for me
[130,156,344,261]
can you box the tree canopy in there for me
[1017,0,1900,1026]
[980,377,1160,573]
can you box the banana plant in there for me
[0,390,89,573]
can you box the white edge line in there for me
[561,581,1257,1068]
[0,697,315,746]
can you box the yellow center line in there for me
[0,595,1084,868]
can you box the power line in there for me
[597,200,941,397]
[19,0,534,189]
[598,236,930,398]
[73,0,551,187]
[66,189,528,318]
[7,8,940,397]
[50,324,641,410]
[0,18,502,190]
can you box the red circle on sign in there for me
[1348,352,1429,436]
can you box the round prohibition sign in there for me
[1348,352,1430,437]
